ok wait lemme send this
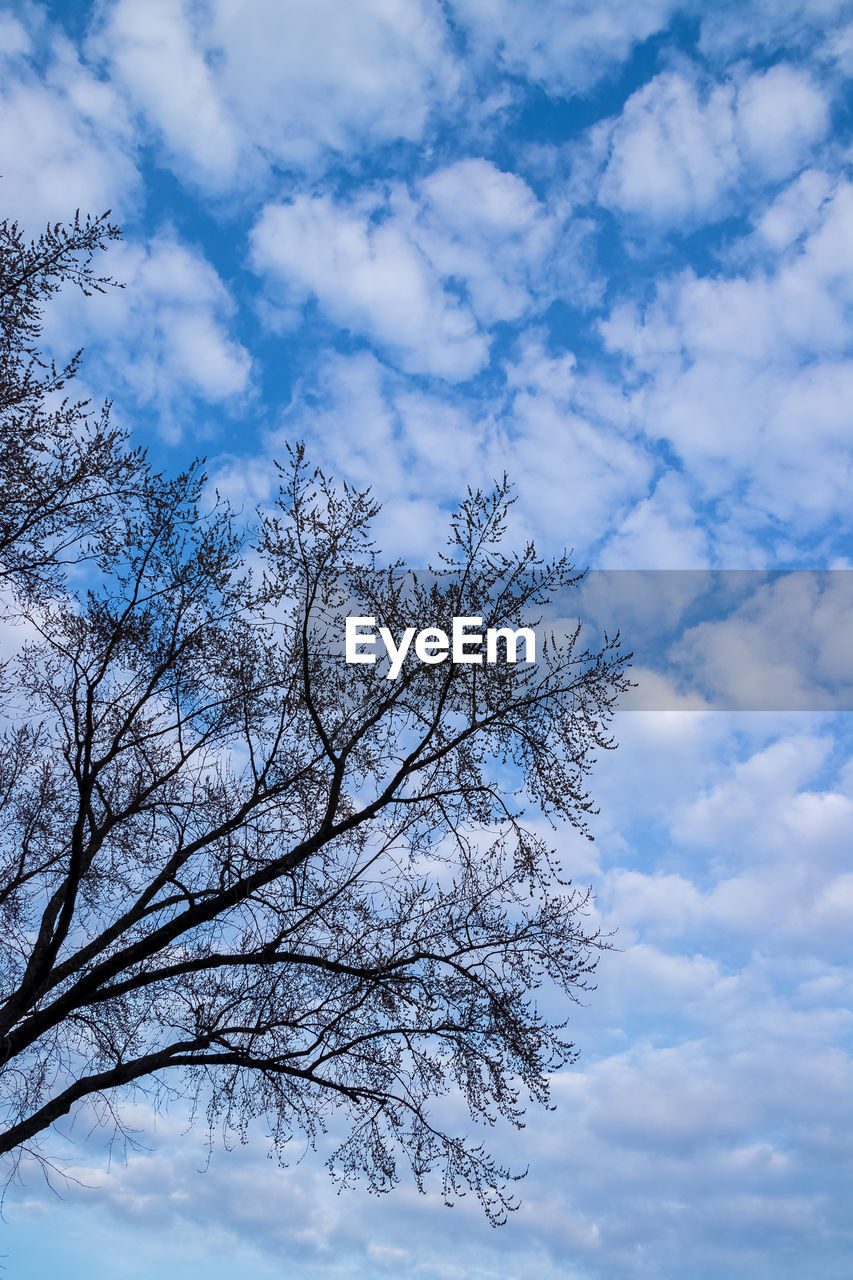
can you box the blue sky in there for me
[2,1,853,1276]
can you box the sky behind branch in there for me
[2,2,853,1276]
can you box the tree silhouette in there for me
[0,210,147,601]
[0,212,629,1222]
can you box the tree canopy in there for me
[0,210,630,1222]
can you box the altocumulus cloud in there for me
[249,159,573,382]
[89,0,459,185]
[41,233,252,440]
[2,0,853,1276]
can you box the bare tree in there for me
[0,210,145,599]
[0,210,630,1223]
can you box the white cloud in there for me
[92,0,458,185]
[736,63,831,180]
[699,0,852,61]
[600,72,740,222]
[0,12,31,59]
[598,473,711,567]
[672,734,835,850]
[450,0,681,97]
[599,178,853,548]
[88,0,241,184]
[821,18,853,73]
[589,722,853,952]
[250,162,575,380]
[502,340,654,546]
[602,870,705,936]
[264,337,653,558]
[250,192,489,381]
[575,1041,756,1151]
[671,573,853,710]
[265,351,495,556]
[43,233,252,437]
[599,65,830,224]
[411,159,570,323]
[753,167,833,251]
[0,26,139,226]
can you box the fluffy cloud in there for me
[91,0,458,185]
[671,573,853,710]
[597,474,711,567]
[411,159,573,323]
[0,21,139,226]
[753,167,834,251]
[699,0,853,61]
[736,64,831,180]
[589,715,853,957]
[42,233,251,437]
[821,18,853,73]
[599,65,830,224]
[501,339,653,546]
[263,337,653,558]
[250,192,489,381]
[250,162,575,380]
[262,351,495,556]
[450,0,681,96]
[87,0,241,184]
[672,733,841,854]
[0,11,31,58]
[599,177,853,551]
[599,72,740,222]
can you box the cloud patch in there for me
[0,21,139,226]
[250,162,575,380]
[91,0,458,185]
[42,233,252,439]
[599,65,830,224]
[450,0,682,97]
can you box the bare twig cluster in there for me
[0,211,630,1222]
